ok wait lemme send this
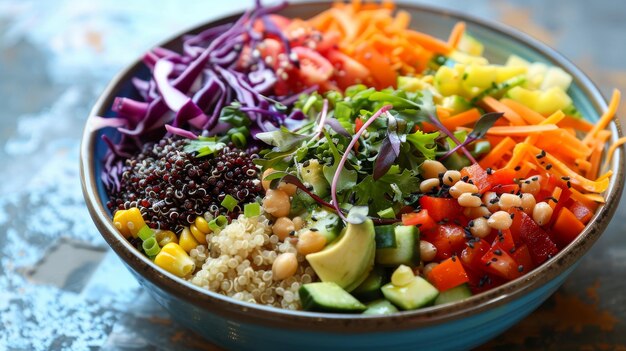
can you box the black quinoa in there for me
[106,137,263,232]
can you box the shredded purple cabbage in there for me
[97,1,299,192]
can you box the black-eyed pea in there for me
[532,202,553,226]
[458,193,482,207]
[520,193,536,214]
[449,181,479,198]
[483,191,500,212]
[421,160,447,179]
[520,176,541,195]
[498,193,522,211]
[470,217,491,238]
[487,210,513,230]
[442,170,462,186]
[420,178,440,193]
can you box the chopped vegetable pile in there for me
[98,0,624,314]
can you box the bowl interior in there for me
[82,1,624,331]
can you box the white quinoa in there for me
[188,214,316,310]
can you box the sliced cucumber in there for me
[299,282,366,313]
[309,208,342,244]
[374,225,397,249]
[434,283,473,305]
[363,299,399,315]
[375,225,420,267]
[381,276,439,310]
[352,266,385,302]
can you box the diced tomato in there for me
[510,244,535,273]
[402,210,437,232]
[491,229,515,253]
[490,183,520,195]
[509,208,559,265]
[460,164,491,193]
[427,224,467,261]
[314,31,341,53]
[428,257,469,292]
[326,49,371,90]
[419,196,464,223]
[291,46,334,86]
[460,239,491,272]
[487,168,516,185]
[551,207,586,248]
[480,243,522,281]
[568,201,594,224]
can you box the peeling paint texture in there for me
[0,0,625,350]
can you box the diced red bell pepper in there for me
[480,243,522,281]
[426,224,467,261]
[537,174,572,224]
[509,208,559,265]
[354,117,364,133]
[419,196,464,223]
[465,267,505,294]
[487,168,516,185]
[510,244,535,273]
[402,210,437,232]
[460,164,491,193]
[492,229,515,253]
[428,257,469,292]
[551,207,586,248]
[460,239,491,272]
[490,183,520,195]
[568,201,594,224]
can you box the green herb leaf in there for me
[256,126,312,152]
[183,136,227,157]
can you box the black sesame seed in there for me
[514,166,521,171]
[494,249,502,256]
[546,164,553,170]
[518,265,524,272]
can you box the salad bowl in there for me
[80,2,624,350]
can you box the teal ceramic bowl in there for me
[80,2,625,350]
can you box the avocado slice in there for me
[306,219,376,292]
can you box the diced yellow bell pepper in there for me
[154,243,196,277]
[179,227,199,253]
[434,65,463,96]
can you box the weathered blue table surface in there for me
[1,1,624,350]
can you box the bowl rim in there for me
[80,0,625,333]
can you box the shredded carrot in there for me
[558,116,594,132]
[447,22,466,48]
[478,137,516,169]
[548,187,563,210]
[441,108,482,130]
[602,136,626,172]
[583,89,620,146]
[459,124,559,136]
[480,96,526,126]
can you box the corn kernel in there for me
[113,208,148,238]
[154,243,196,277]
[155,230,178,246]
[179,227,199,253]
[190,224,208,245]
[194,216,211,234]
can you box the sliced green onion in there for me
[208,215,229,231]
[244,202,261,218]
[377,207,396,219]
[137,225,154,241]
[231,132,247,148]
[142,237,161,256]
[302,95,317,114]
[221,194,238,212]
